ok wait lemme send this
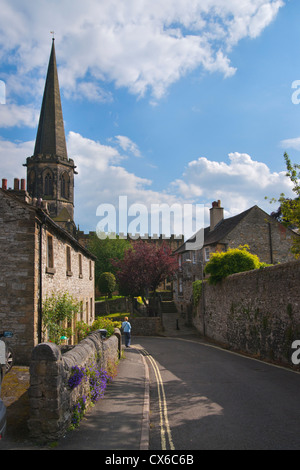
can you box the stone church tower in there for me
[24,39,77,235]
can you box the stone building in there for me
[0,184,95,365]
[24,38,77,236]
[174,200,299,316]
[0,40,95,365]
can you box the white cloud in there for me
[0,131,293,234]
[171,151,294,218]
[280,137,300,151]
[0,138,33,181]
[0,103,39,128]
[67,131,179,230]
[114,135,142,158]
[0,0,284,103]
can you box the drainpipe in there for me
[37,213,47,344]
[200,260,205,337]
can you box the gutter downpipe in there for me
[37,212,46,344]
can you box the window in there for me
[90,298,93,320]
[178,254,182,271]
[66,246,72,276]
[79,254,83,278]
[86,301,89,323]
[89,260,93,280]
[61,172,70,199]
[178,276,183,296]
[192,251,196,264]
[205,247,210,262]
[46,235,56,274]
[44,171,53,196]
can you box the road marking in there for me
[136,346,175,450]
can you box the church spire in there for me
[25,40,77,236]
[34,38,68,160]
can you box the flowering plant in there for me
[68,365,85,389]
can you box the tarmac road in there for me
[1,333,300,451]
[138,335,300,450]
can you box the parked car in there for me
[0,332,14,439]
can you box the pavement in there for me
[54,345,150,451]
[0,315,198,451]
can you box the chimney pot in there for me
[2,179,7,190]
[14,178,20,190]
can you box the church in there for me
[0,40,95,365]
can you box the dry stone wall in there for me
[28,329,120,443]
[194,260,300,366]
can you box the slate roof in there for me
[175,205,255,254]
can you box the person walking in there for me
[122,316,132,348]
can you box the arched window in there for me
[61,172,70,199]
[44,171,53,196]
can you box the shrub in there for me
[204,245,262,284]
[192,280,203,306]
[98,272,116,298]
[90,316,121,337]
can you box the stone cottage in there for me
[0,183,95,365]
[174,200,299,316]
[0,39,95,365]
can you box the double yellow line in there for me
[138,347,175,450]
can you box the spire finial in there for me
[50,31,55,40]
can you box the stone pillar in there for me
[28,342,65,442]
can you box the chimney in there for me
[210,200,224,231]
[21,179,26,191]
[2,179,7,190]
[14,178,20,190]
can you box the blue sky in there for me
[0,0,299,236]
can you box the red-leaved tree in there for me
[113,240,178,314]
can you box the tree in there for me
[97,272,116,298]
[269,153,300,258]
[204,245,266,284]
[88,233,130,287]
[113,240,178,312]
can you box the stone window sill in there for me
[46,267,56,275]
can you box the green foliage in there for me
[266,153,300,258]
[192,280,203,306]
[90,316,121,337]
[97,272,116,297]
[87,233,130,287]
[76,320,92,342]
[42,291,81,344]
[204,245,262,284]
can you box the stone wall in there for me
[42,222,95,328]
[194,260,300,366]
[0,190,37,364]
[129,317,162,336]
[95,297,132,316]
[28,329,120,443]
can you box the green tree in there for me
[268,153,300,258]
[98,272,116,298]
[42,291,80,344]
[204,245,264,284]
[88,233,130,287]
